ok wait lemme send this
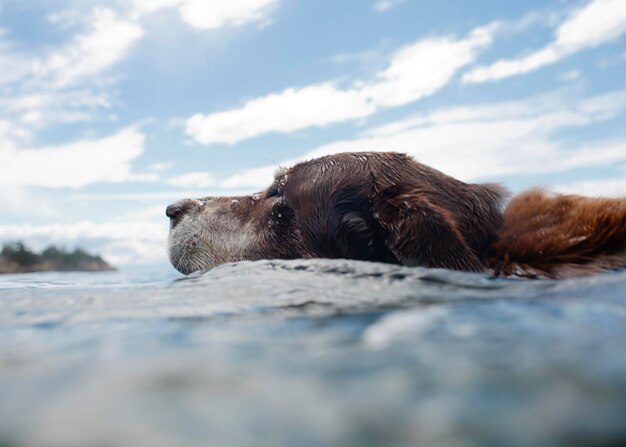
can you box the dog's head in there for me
[166,152,506,274]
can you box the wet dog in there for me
[166,152,626,278]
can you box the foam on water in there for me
[1,259,626,447]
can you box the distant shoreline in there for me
[0,242,115,274]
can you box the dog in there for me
[166,152,626,278]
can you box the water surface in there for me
[1,260,626,447]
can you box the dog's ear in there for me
[286,180,396,262]
[372,185,484,272]
[332,192,396,263]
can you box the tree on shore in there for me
[0,241,113,272]
[1,242,41,266]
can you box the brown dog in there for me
[166,152,626,278]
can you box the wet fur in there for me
[489,189,626,278]
[167,152,626,278]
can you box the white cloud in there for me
[559,69,581,81]
[168,172,215,188]
[0,185,58,219]
[0,127,149,188]
[186,25,497,144]
[220,165,277,189]
[178,0,277,29]
[0,8,141,136]
[0,120,25,148]
[39,8,144,87]
[70,191,228,202]
[373,0,405,13]
[0,30,35,86]
[47,9,87,30]
[0,220,167,265]
[463,0,626,83]
[0,90,112,132]
[556,177,626,196]
[147,162,174,172]
[362,25,495,107]
[118,205,170,222]
[130,0,278,30]
[186,83,376,144]
[219,89,626,189]
[556,0,626,49]
[0,9,143,89]
[129,0,181,15]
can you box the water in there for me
[1,259,626,447]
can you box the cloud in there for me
[0,127,150,188]
[362,26,495,107]
[463,0,626,83]
[130,0,278,29]
[0,30,35,86]
[129,0,181,15]
[0,8,141,137]
[0,185,58,220]
[558,70,581,82]
[186,25,497,144]
[70,191,230,202]
[1,0,279,148]
[118,205,170,222]
[0,90,113,132]
[0,8,143,89]
[168,172,215,188]
[220,165,277,189]
[0,120,23,150]
[147,162,174,172]
[39,8,144,88]
[556,177,626,196]
[219,89,626,189]
[372,0,405,13]
[186,83,376,144]
[0,220,167,265]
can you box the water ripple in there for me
[1,259,626,447]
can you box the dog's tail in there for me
[488,189,626,278]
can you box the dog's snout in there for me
[166,199,198,224]
[165,204,183,219]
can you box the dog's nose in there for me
[165,203,184,219]
[166,199,198,223]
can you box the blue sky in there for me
[0,0,625,266]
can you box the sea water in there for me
[1,259,626,447]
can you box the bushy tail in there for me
[488,189,626,278]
